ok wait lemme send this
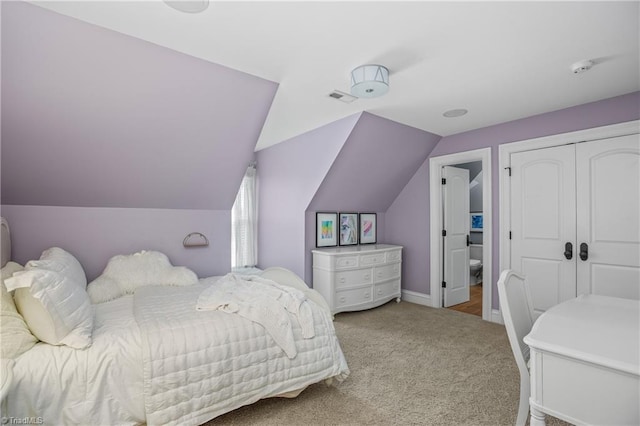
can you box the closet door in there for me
[510,145,576,315]
[576,134,640,299]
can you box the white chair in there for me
[497,269,535,426]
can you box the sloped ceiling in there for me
[307,112,441,212]
[1,2,277,209]
[27,1,640,150]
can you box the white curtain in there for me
[231,164,258,269]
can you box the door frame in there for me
[498,120,639,310]
[429,147,492,321]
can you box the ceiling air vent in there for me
[329,90,357,103]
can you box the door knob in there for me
[579,243,589,261]
[564,242,573,260]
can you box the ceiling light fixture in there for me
[443,108,468,118]
[350,64,389,98]
[163,0,209,13]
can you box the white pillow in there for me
[1,262,38,359]
[5,253,93,349]
[87,250,198,304]
[26,247,87,289]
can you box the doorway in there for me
[429,148,493,322]
[445,161,483,317]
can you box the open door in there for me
[443,166,470,307]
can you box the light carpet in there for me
[206,300,567,425]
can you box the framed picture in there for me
[470,212,483,232]
[339,212,359,246]
[316,212,338,247]
[359,212,377,244]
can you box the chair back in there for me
[497,269,535,372]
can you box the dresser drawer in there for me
[333,256,359,269]
[335,269,373,289]
[335,287,373,309]
[386,249,402,263]
[374,263,401,282]
[360,253,385,266]
[374,279,400,301]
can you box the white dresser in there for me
[312,244,402,314]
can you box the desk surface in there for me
[524,294,639,375]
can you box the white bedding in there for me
[7,294,145,424]
[6,276,349,425]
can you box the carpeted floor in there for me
[206,301,567,425]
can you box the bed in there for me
[0,218,349,425]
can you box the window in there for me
[231,164,257,270]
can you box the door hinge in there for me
[505,166,512,177]
[442,281,447,288]
[442,229,447,237]
[442,178,446,185]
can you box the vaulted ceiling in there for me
[28,1,640,150]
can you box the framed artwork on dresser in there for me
[339,212,359,246]
[359,213,377,244]
[316,212,338,247]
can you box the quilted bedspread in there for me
[134,280,349,425]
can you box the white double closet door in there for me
[510,134,639,316]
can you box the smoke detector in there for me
[571,60,594,74]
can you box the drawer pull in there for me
[339,277,346,283]
[364,274,371,280]
[339,297,346,304]
[376,272,382,277]
[363,292,370,299]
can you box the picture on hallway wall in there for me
[470,212,483,232]
[359,213,377,245]
[316,212,338,247]
[339,212,359,246]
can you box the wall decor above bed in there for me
[183,232,209,247]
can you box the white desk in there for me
[523,295,639,426]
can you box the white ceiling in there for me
[31,1,640,150]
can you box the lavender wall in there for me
[1,2,277,209]
[305,113,441,282]
[384,161,431,294]
[256,114,361,278]
[1,2,277,278]
[388,91,640,309]
[1,205,230,281]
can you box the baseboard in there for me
[401,289,431,307]
[492,309,503,324]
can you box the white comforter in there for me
[7,277,349,425]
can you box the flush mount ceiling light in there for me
[350,64,389,98]
[164,0,209,13]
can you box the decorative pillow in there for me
[87,250,198,304]
[5,252,93,349]
[1,262,38,359]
